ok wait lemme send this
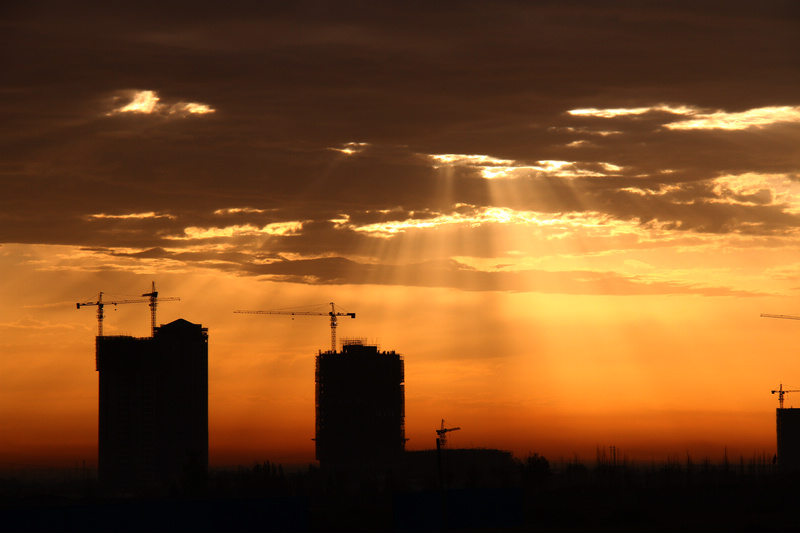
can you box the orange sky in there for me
[2,3,800,469]
[0,245,797,468]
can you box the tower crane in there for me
[436,419,461,449]
[772,383,800,409]
[761,313,800,321]
[76,282,180,337]
[234,302,355,352]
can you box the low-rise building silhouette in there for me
[315,339,405,470]
[96,318,208,494]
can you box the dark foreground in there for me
[3,456,800,532]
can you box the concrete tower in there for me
[96,319,208,494]
[315,339,405,470]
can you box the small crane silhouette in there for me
[436,419,461,449]
[772,383,800,409]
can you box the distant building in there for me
[776,408,800,471]
[315,339,405,469]
[96,319,208,494]
[403,448,521,490]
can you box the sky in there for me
[2,1,800,469]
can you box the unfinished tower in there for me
[315,339,405,469]
[96,319,208,493]
[776,408,800,471]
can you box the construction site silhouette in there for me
[6,296,800,532]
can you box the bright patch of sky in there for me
[262,222,304,236]
[428,154,622,179]
[170,222,303,240]
[109,90,215,116]
[329,142,370,155]
[618,184,684,197]
[665,106,800,130]
[568,105,694,118]
[568,104,800,130]
[429,154,516,166]
[87,212,175,220]
[213,207,269,215]
[348,206,628,238]
[712,173,800,209]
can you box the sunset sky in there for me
[2,1,800,468]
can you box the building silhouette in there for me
[96,319,208,493]
[776,407,800,471]
[315,339,405,469]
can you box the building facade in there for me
[315,340,405,469]
[96,319,208,493]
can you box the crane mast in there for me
[140,281,182,336]
[234,302,355,352]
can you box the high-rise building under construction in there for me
[776,407,800,471]
[315,339,405,469]
[96,319,208,493]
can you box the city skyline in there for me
[2,1,800,468]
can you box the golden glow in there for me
[179,102,214,115]
[349,206,631,238]
[429,154,515,166]
[569,104,800,130]
[169,222,304,240]
[618,184,679,197]
[428,154,624,180]
[87,212,175,220]
[109,90,216,116]
[711,173,800,210]
[262,221,303,236]
[178,225,262,239]
[329,142,370,155]
[568,105,694,117]
[329,214,350,228]
[666,106,800,130]
[213,207,269,215]
[118,90,160,113]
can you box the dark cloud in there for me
[3,1,799,292]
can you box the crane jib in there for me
[233,304,355,352]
